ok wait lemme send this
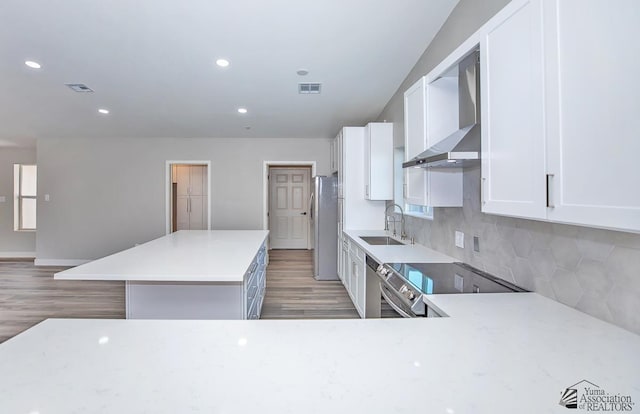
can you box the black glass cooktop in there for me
[386,262,526,295]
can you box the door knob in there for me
[301,212,307,215]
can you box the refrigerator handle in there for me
[308,193,314,219]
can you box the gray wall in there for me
[377,0,640,335]
[37,137,330,261]
[0,147,37,255]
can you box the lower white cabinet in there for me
[342,235,366,318]
[244,242,267,319]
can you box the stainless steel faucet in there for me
[385,204,407,240]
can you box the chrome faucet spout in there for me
[385,204,407,240]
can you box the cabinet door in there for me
[545,0,640,232]
[365,123,394,201]
[189,196,205,230]
[337,131,344,198]
[364,124,371,199]
[350,257,364,318]
[176,196,189,230]
[343,243,351,290]
[403,78,429,205]
[190,165,205,196]
[175,165,191,196]
[480,0,547,220]
[355,257,366,318]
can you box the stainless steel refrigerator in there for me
[310,175,338,280]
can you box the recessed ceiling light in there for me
[216,58,230,67]
[447,160,457,163]
[296,69,309,76]
[237,107,247,114]
[25,60,41,69]
[98,108,110,115]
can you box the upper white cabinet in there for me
[403,78,429,206]
[364,122,393,200]
[403,75,463,207]
[480,0,640,232]
[337,127,386,230]
[330,137,339,174]
[480,0,547,220]
[544,0,640,232]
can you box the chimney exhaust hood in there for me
[403,51,480,169]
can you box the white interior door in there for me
[269,168,310,249]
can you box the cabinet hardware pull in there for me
[481,178,486,205]
[546,174,555,208]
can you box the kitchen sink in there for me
[360,236,404,246]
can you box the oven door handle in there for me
[380,282,414,318]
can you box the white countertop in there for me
[0,293,638,413]
[344,229,455,263]
[54,230,269,282]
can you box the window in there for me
[14,164,37,231]
[393,148,433,220]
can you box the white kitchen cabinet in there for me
[403,77,463,207]
[346,236,366,318]
[364,122,393,201]
[338,127,386,229]
[403,78,429,206]
[480,0,547,220]
[245,242,267,319]
[341,236,350,292]
[337,198,344,281]
[330,137,339,174]
[544,0,640,232]
[479,0,640,233]
[335,126,386,283]
[336,130,344,198]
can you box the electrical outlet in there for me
[473,236,480,252]
[0,196,6,203]
[455,231,464,249]
[44,194,50,202]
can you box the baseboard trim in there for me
[34,259,90,266]
[0,251,36,258]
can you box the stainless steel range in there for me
[374,260,527,318]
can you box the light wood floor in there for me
[0,250,360,343]
[261,249,360,319]
[0,259,125,343]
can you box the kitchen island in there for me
[55,230,269,320]
[0,293,638,413]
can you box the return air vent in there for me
[298,83,321,94]
[65,83,94,93]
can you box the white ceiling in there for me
[0,0,458,146]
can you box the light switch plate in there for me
[0,196,6,203]
[455,231,464,249]
[44,194,50,202]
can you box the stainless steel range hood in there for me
[403,51,480,169]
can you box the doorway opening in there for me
[263,162,316,250]
[165,161,211,234]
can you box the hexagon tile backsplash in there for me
[399,166,640,335]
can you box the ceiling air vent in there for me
[298,83,321,94]
[65,83,94,93]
